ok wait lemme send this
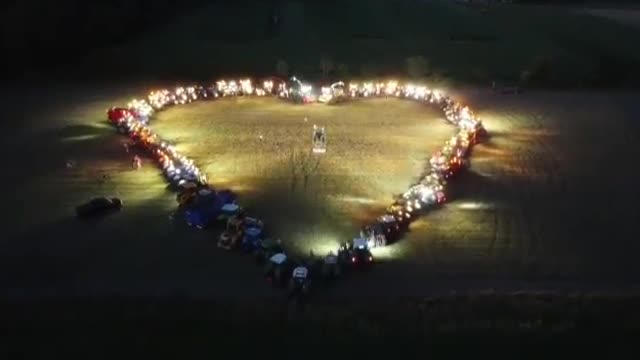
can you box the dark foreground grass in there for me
[3,293,640,355]
[75,0,640,88]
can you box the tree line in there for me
[1,0,211,76]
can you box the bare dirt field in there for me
[2,84,640,299]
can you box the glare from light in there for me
[457,201,492,210]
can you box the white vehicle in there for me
[312,125,326,154]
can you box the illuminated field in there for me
[2,86,640,298]
[152,97,453,255]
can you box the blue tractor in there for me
[240,217,265,252]
[216,203,244,222]
[184,188,236,229]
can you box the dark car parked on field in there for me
[76,197,123,218]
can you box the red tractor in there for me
[107,107,137,124]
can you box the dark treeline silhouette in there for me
[1,0,216,78]
[1,0,289,80]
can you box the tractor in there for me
[253,238,285,264]
[430,152,467,179]
[318,82,346,104]
[218,215,245,250]
[240,217,265,252]
[176,183,205,209]
[312,125,326,154]
[107,107,135,124]
[287,76,315,103]
[216,203,243,222]
[338,238,373,269]
[184,188,235,229]
[360,214,401,248]
[264,253,293,287]
[287,264,311,300]
[320,251,341,281]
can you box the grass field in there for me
[2,83,640,299]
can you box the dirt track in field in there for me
[1,84,639,299]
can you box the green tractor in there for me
[254,238,285,264]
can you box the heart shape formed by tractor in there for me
[106,77,486,285]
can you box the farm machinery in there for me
[217,214,283,262]
[217,214,265,251]
[430,150,467,179]
[240,216,266,252]
[183,188,236,229]
[107,106,149,134]
[312,125,327,154]
[383,173,447,224]
[147,90,173,109]
[348,82,376,98]
[217,203,243,222]
[168,86,197,105]
[427,131,475,180]
[359,215,402,248]
[216,80,239,96]
[287,264,312,300]
[104,77,491,305]
[407,174,447,206]
[107,107,134,125]
[318,81,347,103]
[253,238,285,263]
[218,215,245,250]
[264,252,293,287]
[338,238,374,268]
[176,183,205,209]
[284,76,315,103]
[320,251,341,280]
[195,85,214,99]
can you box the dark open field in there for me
[1,83,640,299]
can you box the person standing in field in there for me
[132,155,141,170]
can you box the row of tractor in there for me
[323,81,487,249]
[105,77,486,300]
[176,180,373,287]
[170,181,372,299]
